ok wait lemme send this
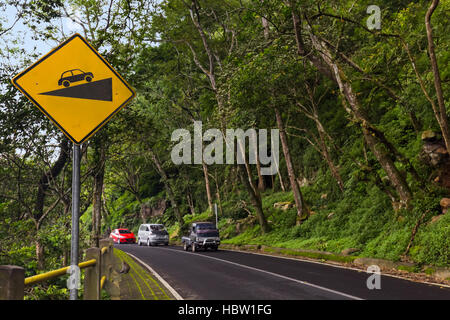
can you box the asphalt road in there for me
[117,244,450,300]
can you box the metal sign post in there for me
[215,203,218,228]
[69,143,81,300]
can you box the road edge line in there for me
[219,247,450,289]
[159,246,363,300]
[125,251,184,300]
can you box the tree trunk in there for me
[425,0,450,154]
[35,239,44,270]
[238,165,270,233]
[260,0,277,193]
[63,249,69,267]
[136,196,147,224]
[261,12,270,39]
[148,146,183,226]
[317,124,344,192]
[362,126,412,204]
[289,7,412,206]
[215,170,224,216]
[187,192,195,215]
[32,137,69,268]
[235,136,269,232]
[255,154,266,192]
[237,138,260,196]
[303,84,345,192]
[92,173,104,246]
[34,138,69,222]
[202,161,214,212]
[275,159,286,191]
[274,107,308,223]
[92,142,106,247]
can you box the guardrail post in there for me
[0,266,24,300]
[83,248,101,300]
[99,239,113,280]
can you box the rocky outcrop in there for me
[421,130,450,190]
[440,198,450,214]
[430,197,450,224]
[341,248,360,256]
[141,199,167,220]
[273,202,293,211]
[236,215,257,234]
[421,130,448,165]
[430,215,444,224]
[353,257,415,270]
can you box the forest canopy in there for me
[0,0,449,299]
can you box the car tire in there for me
[191,243,196,252]
[63,80,70,87]
[85,76,92,82]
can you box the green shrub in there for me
[410,213,450,267]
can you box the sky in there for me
[1,3,84,152]
[2,3,82,68]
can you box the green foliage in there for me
[183,211,214,225]
[1,0,449,301]
[222,184,449,267]
[410,213,450,267]
[25,285,69,300]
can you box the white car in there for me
[137,224,169,246]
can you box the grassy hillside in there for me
[158,186,448,268]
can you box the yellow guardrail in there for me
[24,259,97,286]
[100,275,106,289]
[0,238,114,300]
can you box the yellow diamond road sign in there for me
[12,34,136,144]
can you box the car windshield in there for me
[118,229,131,234]
[198,231,219,237]
[196,224,215,230]
[150,225,165,231]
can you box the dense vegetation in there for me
[0,0,449,298]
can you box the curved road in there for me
[116,244,450,300]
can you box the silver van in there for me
[137,224,169,246]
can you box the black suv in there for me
[182,222,220,252]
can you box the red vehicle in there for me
[110,228,136,244]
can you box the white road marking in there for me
[157,246,363,300]
[219,247,450,289]
[124,250,184,300]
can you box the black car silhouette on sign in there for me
[58,69,94,87]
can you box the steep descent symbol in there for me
[40,77,112,101]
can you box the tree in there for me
[425,0,449,154]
